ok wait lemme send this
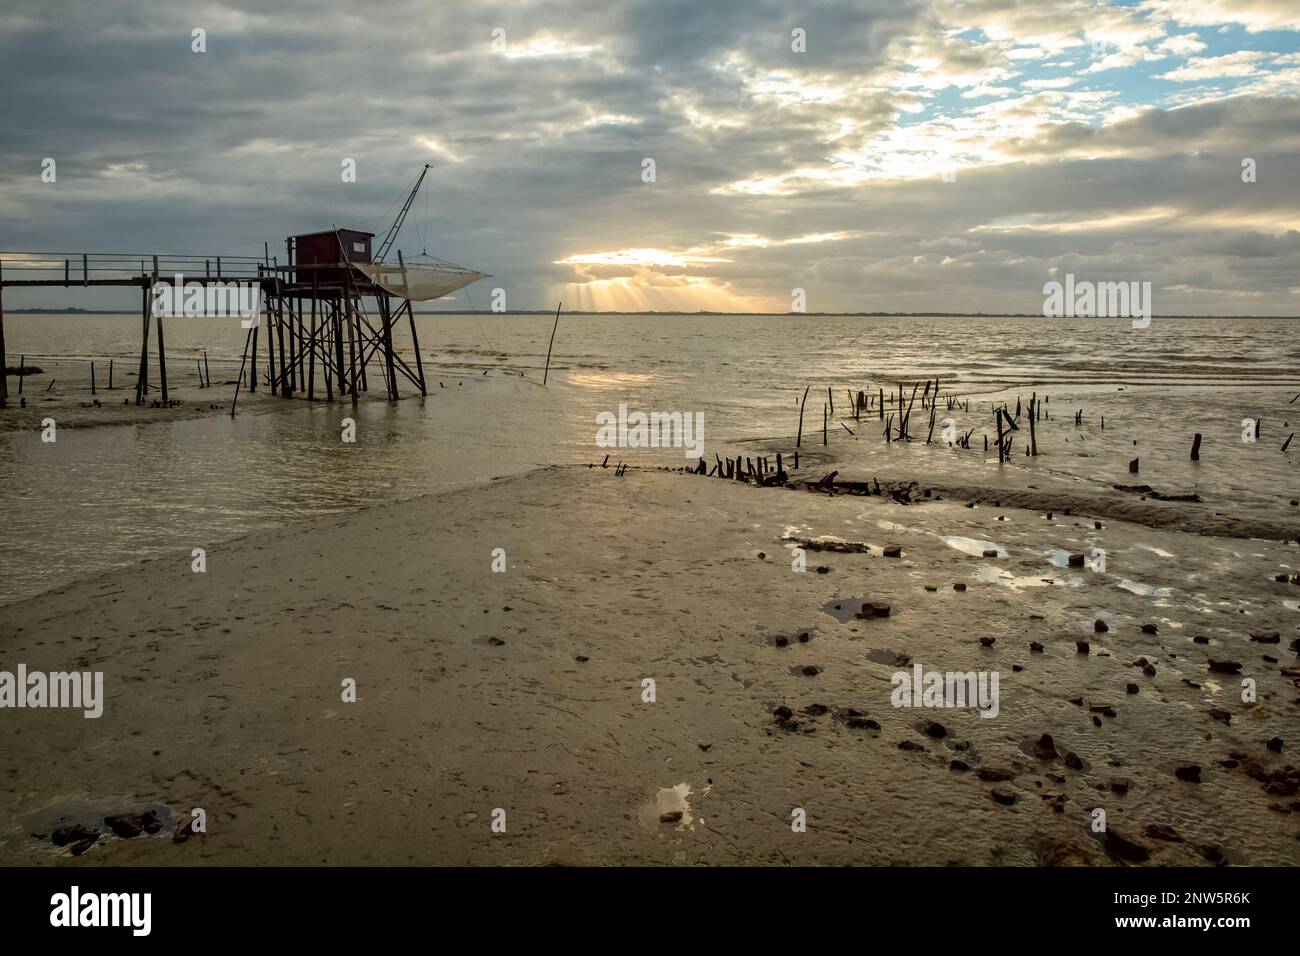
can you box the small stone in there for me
[979,637,995,647]
[953,582,967,592]
[773,706,793,722]
[1094,619,1108,633]
[1104,830,1151,863]
[1142,664,1157,677]
[815,566,830,574]
[978,767,1015,782]
[924,585,938,592]
[1174,764,1202,783]
[797,631,810,643]
[883,545,902,558]
[1067,553,1086,568]
[103,815,143,839]
[922,720,948,739]
[800,665,821,677]
[757,552,766,560]
[1111,779,1130,795]
[1208,660,1241,674]
[1145,823,1182,842]
[802,704,829,716]
[1032,733,1058,760]
[846,716,880,730]
[487,637,506,646]
[1140,623,1157,634]
[698,743,712,751]
[1126,683,1139,694]
[1029,641,1044,653]
[1208,708,1232,725]
[982,549,998,558]
[774,635,789,647]
[1193,635,1209,644]
[575,655,589,662]
[990,786,1017,805]
[660,811,683,824]
[1076,641,1090,654]
[949,759,970,772]
[1012,664,1024,672]
[1250,631,1280,644]
[1094,520,1102,530]
[897,740,925,751]
[1268,737,1284,753]
[1064,752,1084,770]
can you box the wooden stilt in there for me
[308,284,317,400]
[135,281,150,405]
[381,293,398,400]
[155,292,168,403]
[405,299,426,395]
[0,280,6,409]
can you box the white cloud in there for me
[1158,51,1270,81]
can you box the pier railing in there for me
[0,251,269,286]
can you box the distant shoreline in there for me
[7,308,1300,319]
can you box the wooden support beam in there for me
[135,281,150,405]
[0,281,6,408]
[405,299,426,395]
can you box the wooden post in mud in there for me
[879,387,883,420]
[796,385,810,447]
[204,350,211,389]
[1190,433,1201,461]
[849,389,857,422]
[0,280,7,409]
[135,281,150,406]
[995,408,1005,463]
[543,301,561,385]
[828,387,834,417]
[231,325,253,418]
[1028,397,1037,456]
[823,404,828,445]
[196,358,203,386]
[90,361,95,395]
[108,359,112,390]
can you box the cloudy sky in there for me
[2,0,1299,314]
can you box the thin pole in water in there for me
[543,302,561,385]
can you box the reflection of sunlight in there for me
[567,371,655,388]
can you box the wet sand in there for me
[1,462,1297,865]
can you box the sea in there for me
[2,312,1298,604]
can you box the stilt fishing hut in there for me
[0,164,488,408]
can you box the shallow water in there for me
[2,313,1298,604]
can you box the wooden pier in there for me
[0,233,486,409]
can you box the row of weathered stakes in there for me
[789,379,1049,463]
[681,378,1295,491]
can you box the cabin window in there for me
[353,241,365,253]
